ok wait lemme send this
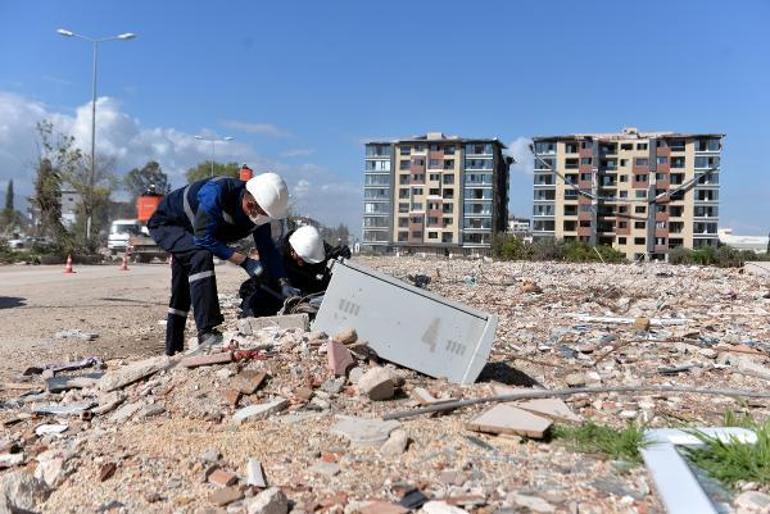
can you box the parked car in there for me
[108,219,141,255]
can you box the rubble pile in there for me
[1,257,769,513]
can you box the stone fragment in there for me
[348,367,364,384]
[310,461,341,477]
[295,387,314,401]
[565,372,587,388]
[321,377,346,395]
[511,493,555,513]
[34,424,68,437]
[55,329,98,341]
[210,486,245,507]
[139,404,166,419]
[99,462,117,482]
[399,490,429,510]
[735,490,770,512]
[233,398,288,424]
[327,341,355,376]
[46,375,100,393]
[360,500,409,514]
[520,281,543,294]
[98,355,169,392]
[223,388,242,407]
[209,468,238,487]
[516,398,582,423]
[421,500,468,514]
[233,370,267,395]
[633,317,651,331]
[239,314,309,335]
[0,453,24,469]
[246,458,267,488]
[466,404,552,439]
[109,400,143,423]
[33,401,95,416]
[246,487,289,514]
[34,457,65,488]
[357,367,395,401]
[180,352,232,368]
[380,429,409,456]
[200,448,221,464]
[0,470,50,512]
[333,327,357,345]
[330,415,401,447]
[92,391,125,415]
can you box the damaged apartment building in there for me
[531,127,723,261]
[362,132,512,255]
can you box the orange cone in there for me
[119,254,130,271]
[64,254,75,274]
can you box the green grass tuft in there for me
[684,412,770,489]
[553,421,647,464]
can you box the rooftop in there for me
[366,132,507,149]
[533,127,725,142]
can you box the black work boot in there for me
[165,315,187,356]
[197,329,223,349]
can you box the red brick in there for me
[208,468,238,487]
[222,388,241,407]
[209,486,243,506]
[326,341,355,376]
[233,370,267,395]
[180,353,232,368]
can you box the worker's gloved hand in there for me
[338,245,351,259]
[240,257,263,278]
[279,278,301,299]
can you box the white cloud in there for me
[0,90,362,233]
[220,120,291,138]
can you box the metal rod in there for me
[382,385,770,421]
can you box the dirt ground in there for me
[0,262,244,381]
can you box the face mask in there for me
[249,213,271,227]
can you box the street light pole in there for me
[194,135,234,177]
[57,28,136,241]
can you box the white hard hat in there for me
[245,172,289,219]
[289,225,325,264]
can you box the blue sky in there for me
[1,0,769,234]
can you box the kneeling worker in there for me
[240,225,351,318]
[148,172,300,355]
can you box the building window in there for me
[635,158,649,167]
[656,157,668,165]
[398,202,409,213]
[635,221,646,229]
[428,231,438,239]
[581,157,592,165]
[635,190,646,199]
[443,217,453,227]
[696,139,721,152]
[429,159,441,169]
[411,202,423,210]
[565,158,579,169]
[398,231,408,242]
[442,188,454,199]
[399,160,410,170]
[565,142,578,153]
[429,173,441,181]
[618,221,628,228]
[671,157,685,168]
[618,237,627,245]
[411,231,422,239]
[620,143,633,151]
[443,160,455,169]
[619,191,628,198]
[442,233,453,243]
[636,143,648,150]
[635,174,648,182]
[442,174,454,184]
[619,159,628,167]
[634,206,646,214]
[442,203,453,214]
[634,237,645,245]
[412,188,423,195]
[444,146,455,155]
[399,189,409,199]
[400,146,411,156]
[429,188,440,196]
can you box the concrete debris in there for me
[0,470,50,512]
[109,400,143,423]
[33,401,95,416]
[34,457,66,488]
[233,370,268,395]
[54,329,98,341]
[510,493,556,513]
[309,461,341,477]
[46,374,101,393]
[98,355,170,391]
[515,398,582,423]
[330,415,401,447]
[357,367,396,400]
[0,453,24,469]
[467,404,552,439]
[233,398,288,424]
[421,500,469,514]
[246,458,267,488]
[360,500,410,514]
[92,391,125,415]
[208,468,238,487]
[734,490,770,513]
[246,487,289,514]
[380,429,409,456]
[238,314,309,335]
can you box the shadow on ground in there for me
[477,361,543,388]
[0,297,26,309]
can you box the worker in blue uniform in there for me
[147,172,300,355]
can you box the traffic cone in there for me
[63,254,75,274]
[119,254,130,271]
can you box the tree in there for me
[124,161,170,203]
[320,223,351,245]
[65,154,117,249]
[0,180,20,233]
[186,161,240,183]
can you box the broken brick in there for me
[99,462,117,482]
[180,352,232,368]
[208,468,238,487]
[233,370,267,395]
[333,327,357,345]
[326,341,355,376]
[360,501,409,514]
[222,388,242,408]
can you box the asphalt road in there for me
[0,262,244,383]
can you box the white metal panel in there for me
[313,260,497,384]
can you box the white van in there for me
[108,219,141,255]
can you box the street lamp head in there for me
[223,137,234,142]
[194,135,204,141]
[57,28,74,37]
[117,33,136,40]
